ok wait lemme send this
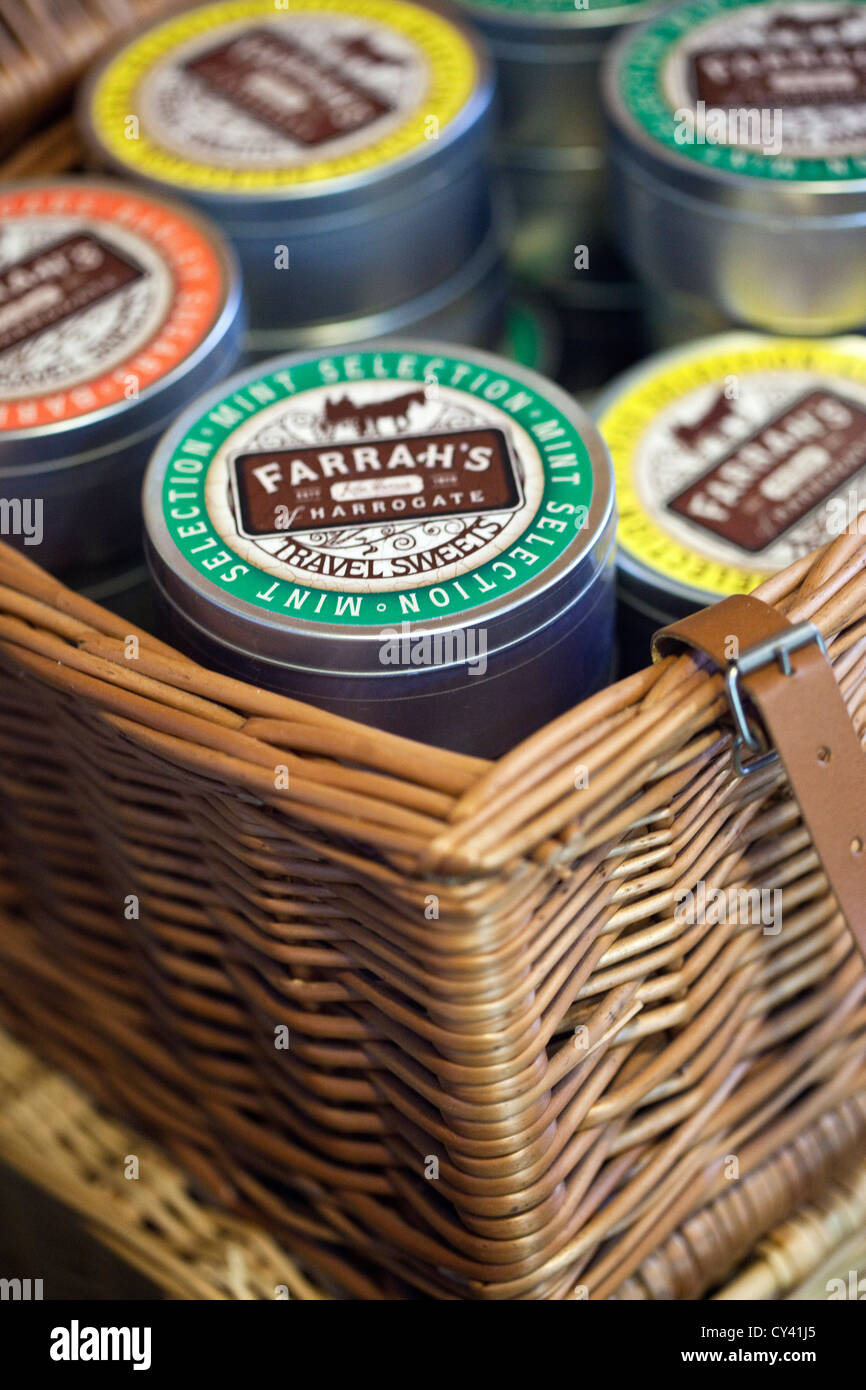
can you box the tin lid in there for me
[597,331,866,611]
[80,0,492,219]
[605,0,866,211]
[0,180,243,472]
[144,340,615,677]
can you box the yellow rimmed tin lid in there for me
[79,0,491,212]
[596,332,866,610]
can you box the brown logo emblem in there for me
[668,388,866,552]
[693,37,866,111]
[230,426,522,540]
[186,28,393,146]
[0,233,144,356]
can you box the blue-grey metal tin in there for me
[78,0,497,339]
[604,0,866,333]
[0,178,244,574]
[454,0,661,288]
[143,338,616,754]
[240,218,508,364]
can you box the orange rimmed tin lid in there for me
[0,179,243,469]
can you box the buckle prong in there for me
[724,621,827,777]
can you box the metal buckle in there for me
[725,621,827,777]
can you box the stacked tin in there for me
[0,179,243,576]
[79,0,504,359]
[143,339,617,754]
[606,0,866,335]
[453,1,659,285]
[597,332,866,669]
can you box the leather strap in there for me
[653,593,866,962]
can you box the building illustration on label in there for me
[766,11,850,40]
[336,33,408,65]
[318,388,426,436]
[672,390,740,451]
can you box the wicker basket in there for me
[0,2,188,165]
[3,1022,864,1303]
[0,534,864,1299]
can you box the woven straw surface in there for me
[0,1,187,160]
[0,535,864,1298]
[0,1027,326,1299]
[715,1149,866,1302]
[0,1023,862,1303]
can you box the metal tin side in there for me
[604,18,866,334]
[241,219,507,363]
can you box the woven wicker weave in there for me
[3,1022,864,1302]
[0,1,188,159]
[715,1149,866,1302]
[0,1027,326,1300]
[0,534,864,1298]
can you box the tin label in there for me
[668,387,866,550]
[185,29,393,146]
[89,0,478,192]
[159,349,595,627]
[0,187,225,432]
[599,337,866,596]
[691,41,866,110]
[619,0,866,180]
[0,233,144,355]
[231,426,522,539]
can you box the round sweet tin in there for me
[80,0,496,337]
[641,286,734,352]
[0,179,243,574]
[596,332,866,667]
[144,340,616,755]
[454,0,659,288]
[605,0,866,333]
[240,219,507,364]
[455,0,647,147]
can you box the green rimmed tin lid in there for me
[144,339,615,676]
[606,0,866,199]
